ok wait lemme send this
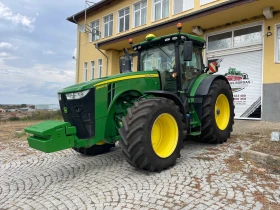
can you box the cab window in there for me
[179,45,202,90]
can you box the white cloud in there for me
[43,50,56,55]
[0,61,75,104]
[0,42,17,50]
[0,52,10,57]
[0,2,35,32]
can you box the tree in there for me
[20,104,27,108]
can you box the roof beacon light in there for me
[128,38,133,45]
[177,22,182,33]
[145,34,156,41]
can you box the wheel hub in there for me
[215,94,230,130]
[151,113,179,158]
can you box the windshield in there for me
[140,43,175,72]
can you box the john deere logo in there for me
[225,67,250,93]
[64,107,68,113]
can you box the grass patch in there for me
[206,148,221,152]
[252,191,280,209]
[245,160,280,187]
[206,173,216,183]
[224,153,244,172]
[0,120,42,141]
[14,131,28,138]
[192,177,201,190]
[192,156,215,161]
[250,140,280,157]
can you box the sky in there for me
[0,0,86,104]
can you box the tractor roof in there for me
[132,33,205,51]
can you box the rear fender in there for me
[194,75,231,120]
[195,75,231,96]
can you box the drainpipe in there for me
[95,43,108,76]
[73,16,80,84]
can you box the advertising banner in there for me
[208,50,262,119]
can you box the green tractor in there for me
[25,24,234,172]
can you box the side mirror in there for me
[123,48,132,72]
[183,41,193,61]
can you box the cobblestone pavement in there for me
[1,129,280,209]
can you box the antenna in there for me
[78,1,100,35]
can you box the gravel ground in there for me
[232,120,280,135]
[0,120,279,210]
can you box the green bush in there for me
[9,116,20,121]
[7,110,63,121]
[27,110,63,120]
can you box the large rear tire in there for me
[119,97,184,172]
[73,143,115,156]
[200,79,234,144]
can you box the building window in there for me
[153,0,169,21]
[98,59,102,78]
[173,0,194,15]
[233,25,262,47]
[208,32,232,51]
[90,20,100,42]
[90,61,95,79]
[276,25,280,63]
[103,14,113,37]
[84,62,88,81]
[207,25,262,52]
[200,0,216,6]
[118,7,130,32]
[134,0,147,27]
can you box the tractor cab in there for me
[131,24,205,94]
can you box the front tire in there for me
[73,143,115,156]
[119,97,184,172]
[200,79,234,144]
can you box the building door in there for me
[206,23,263,119]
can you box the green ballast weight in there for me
[24,120,77,153]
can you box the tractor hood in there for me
[58,70,158,93]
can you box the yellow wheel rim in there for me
[215,94,230,130]
[96,140,105,145]
[151,113,179,158]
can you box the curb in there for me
[242,149,280,167]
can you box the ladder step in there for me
[190,121,200,126]
[190,131,201,136]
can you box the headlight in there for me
[58,94,61,101]
[65,89,90,100]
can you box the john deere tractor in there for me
[25,24,234,172]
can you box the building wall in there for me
[73,0,280,121]
[203,13,280,121]
[76,0,228,83]
[263,13,280,84]
[262,13,280,121]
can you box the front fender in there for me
[145,90,186,121]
